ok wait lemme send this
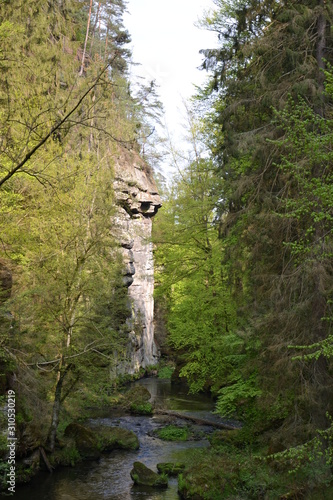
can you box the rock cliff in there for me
[113,149,161,373]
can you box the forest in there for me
[1,0,333,499]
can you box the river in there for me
[13,378,229,500]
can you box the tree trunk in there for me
[48,361,71,452]
[48,373,64,452]
[89,1,101,58]
[79,0,93,76]
[315,0,326,116]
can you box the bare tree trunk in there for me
[79,0,93,76]
[315,0,326,116]
[104,26,109,62]
[89,2,101,58]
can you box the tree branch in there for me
[0,60,115,188]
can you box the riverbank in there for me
[3,375,333,499]
[8,376,217,499]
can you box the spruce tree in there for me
[195,0,333,443]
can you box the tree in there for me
[192,0,333,436]
[154,113,245,401]
[0,0,160,451]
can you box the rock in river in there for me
[64,423,100,460]
[130,461,168,488]
[97,426,139,451]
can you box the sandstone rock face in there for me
[113,149,161,373]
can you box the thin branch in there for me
[26,340,101,367]
[0,60,115,188]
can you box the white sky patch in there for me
[124,0,217,176]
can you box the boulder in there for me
[97,426,139,451]
[64,423,100,460]
[125,385,151,404]
[130,461,168,488]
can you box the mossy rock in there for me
[96,426,139,451]
[155,425,190,441]
[130,402,153,415]
[178,464,235,500]
[125,385,151,405]
[157,462,185,476]
[130,461,168,488]
[64,423,100,460]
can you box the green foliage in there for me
[0,0,162,455]
[268,420,333,483]
[156,425,190,442]
[157,1,333,495]
[176,445,312,500]
[130,402,153,415]
[273,94,333,263]
[186,0,333,456]
[0,433,7,460]
[55,443,81,467]
[215,374,262,419]
[157,365,174,379]
[0,461,11,491]
[153,116,242,403]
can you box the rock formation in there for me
[113,149,161,373]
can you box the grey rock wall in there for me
[113,149,161,373]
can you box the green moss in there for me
[125,385,151,403]
[208,429,244,448]
[130,461,168,488]
[157,462,185,476]
[96,426,139,451]
[130,402,153,415]
[156,425,189,441]
[64,422,100,460]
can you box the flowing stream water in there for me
[13,378,230,500]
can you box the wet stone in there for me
[130,461,168,488]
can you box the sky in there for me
[123,0,217,175]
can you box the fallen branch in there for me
[153,409,239,430]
